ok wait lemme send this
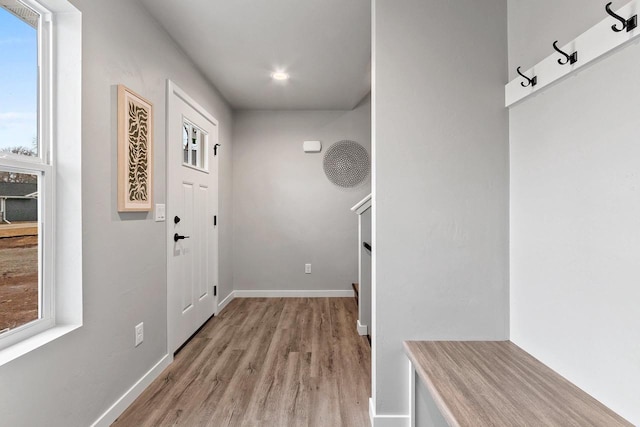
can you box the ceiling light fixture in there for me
[271,71,289,81]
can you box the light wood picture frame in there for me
[117,85,154,212]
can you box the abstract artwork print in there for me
[117,85,153,212]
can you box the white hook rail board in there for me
[506,1,640,107]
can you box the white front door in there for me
[167,81,219,354]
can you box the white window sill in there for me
[0,324,81,367]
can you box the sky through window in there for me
[0,6,37,154]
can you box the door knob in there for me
[174,233,190,242]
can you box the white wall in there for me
[509,1,640,423]
[372,0,509,419]
[0,0,233,425]
[232,97,371,293]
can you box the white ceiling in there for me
[139,0,371,110]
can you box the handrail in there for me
[351,193,372,214]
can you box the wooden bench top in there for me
[404,341,633,427]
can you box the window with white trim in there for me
[183,119,208,170]
[0,0,81,357]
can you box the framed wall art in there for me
[117,84,153,212]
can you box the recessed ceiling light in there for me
[271,72,289,81]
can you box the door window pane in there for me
[0,3,39,158]
[183,124,189,164]
[190,127,199,167]
[182,119,207,170]
[0,171,39,334]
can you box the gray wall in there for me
[415,373,448,427]
[232,97,371,292]
[509,0,640,423]
[508,0,628,78]
[0,0,234,425]
[372,0,509,417]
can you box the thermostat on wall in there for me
[303,140,322,153]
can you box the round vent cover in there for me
[323,140,370,188]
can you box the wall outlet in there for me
[135,322,144,347]
[305,263,311,274]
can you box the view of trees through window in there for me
[0,3,40,335]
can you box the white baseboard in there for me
[369,398,410,427]
[217,290,235,313]
[357,320,369,336]
[91,354,172,427]
[234,289,355,298]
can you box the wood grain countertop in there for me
[404,341,633,427]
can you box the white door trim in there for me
[166,79,219,355]
[166,80,218,128]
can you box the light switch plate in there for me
[305,263,311,274]
[155,204,166,222]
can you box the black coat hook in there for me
[605,2,637,32]
[552,41,578,65]
[516,67,537,88]
[213,143,221,156]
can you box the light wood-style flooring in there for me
[113,297,371,427]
